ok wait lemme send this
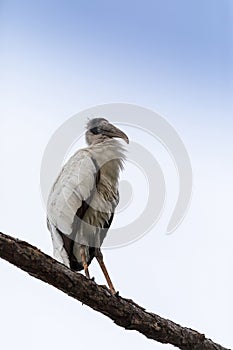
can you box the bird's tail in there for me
[47,219,70,268]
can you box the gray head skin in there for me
[86,118,129,145]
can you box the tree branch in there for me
[0,232,229,350]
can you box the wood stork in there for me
[47,118,129,294]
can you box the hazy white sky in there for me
[1,1,232,349]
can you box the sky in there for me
[0,1,233,349]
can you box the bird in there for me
[47,118,129,295]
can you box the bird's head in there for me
[86,118,129,145]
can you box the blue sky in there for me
[1,0,232,127]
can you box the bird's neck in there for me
[88,139,126,182]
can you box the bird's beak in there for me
[103,124,129,144]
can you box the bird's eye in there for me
[90,127,100,135]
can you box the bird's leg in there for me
[95,248,116,295]
[80,245,90,279]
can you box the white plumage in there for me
[46,118,128,294]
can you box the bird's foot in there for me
[109,288,119,297]
[99,284,119,296]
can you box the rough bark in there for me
[0,232,230,350]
